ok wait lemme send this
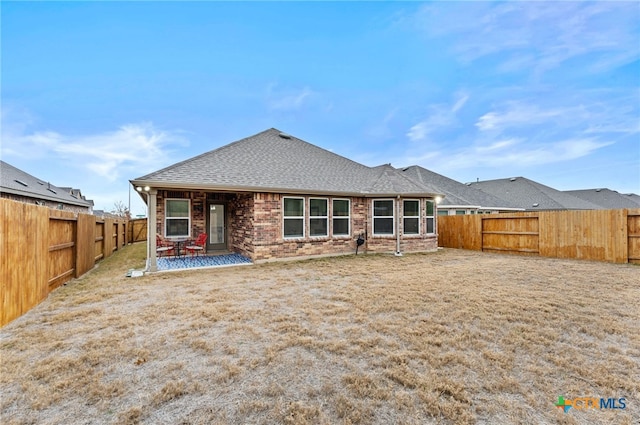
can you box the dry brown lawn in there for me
[1,243,639,425]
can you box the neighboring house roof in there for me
[624,193,640,207]
[59,187,95,206]
[0,160,92,208]
[401,165,522,210]
[564,189,640,209]
[93,209,122,218]
[132,128,443,197]
[469,177,602,210]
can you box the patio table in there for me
[170,237,190,258]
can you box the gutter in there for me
[129,180,445,199]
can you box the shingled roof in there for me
[401,165,522,210]
[469,177,601,210]
[1,160,93,208]
[132,128,443,197]
[564,189,640,209]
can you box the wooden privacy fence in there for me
[1,198,130,326]
[438,209,640,264]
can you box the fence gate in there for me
[481,215,540,255]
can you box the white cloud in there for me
[1,118,187,181]
[406,91,469,142]
[410,2,640,74]
[266,84,315,111]
[475,103,567,132]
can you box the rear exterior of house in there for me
[131,129,443,269]
[154,190,438,262]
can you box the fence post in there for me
[75,213,94,277]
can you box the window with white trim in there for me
[165,199,190,237]
[373,199,394,235]
[309,198,328,237]
[283,197,304,238]
[332,199,350,236]
[403,200,420,235]
[426,200,435,234]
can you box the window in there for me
[426,200,435,234]
[332,199,350,236]
[283,197,304,238]
[403,200,420,235]
[166,199,190,237]
[455,210,466,215]
[309,198,328,237]
[437,210,449,216]
[373,199,394,235]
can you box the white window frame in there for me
[403,199,420,235]
[372,199,395,236]
[426,199,436,234]
[283,197,305,239]
[165,198,191,238]
[309,197,329,237]
[332,198,351,237]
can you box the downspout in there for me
[395,195,402,256]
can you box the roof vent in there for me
[14,179,28,187]
[510,177,517,182]
[278,133,291,139]
[465,183,472,186]
[47,182,56,194]
[595,188,601,192]
[37,180,44,185]
[532,203,539,207]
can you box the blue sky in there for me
[2,1,639,216]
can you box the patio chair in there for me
[185,233,207,257]
[156,236,175,257]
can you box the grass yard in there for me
[1,243,638,425]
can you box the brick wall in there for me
[153,190,438,261]
[251,194,438,262]
[229,193,254,258]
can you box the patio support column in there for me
[149,189,158,272]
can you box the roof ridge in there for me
[134,128,279,181]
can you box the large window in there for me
[426,200,435,234]
[373,199,394,235]
[309,198,328,237]
[165,199,190,237]
[403,200,420,235]
[283,197,304,238]
[332,199,350,236]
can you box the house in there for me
[564,189,640,210]
[468,177,602,210]
[130,128,444,270]
[401,166,524,215]
[0,160,93,213]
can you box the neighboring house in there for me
[401,165,524,215]
[0,160,93,213]
[130,128,444,269]
[93,210,124,219]
[564,189,640,210]
[468,177,602,210]
[59,187,94,214]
